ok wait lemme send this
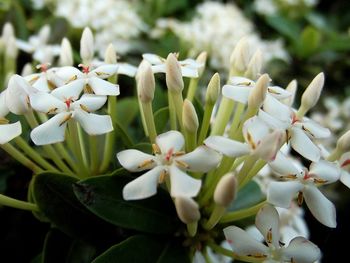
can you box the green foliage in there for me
[154,106,169,133]
[73,172,179,234]
[116,98,139,129]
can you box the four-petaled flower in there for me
[117,131,222,200]
[224,204,321,263]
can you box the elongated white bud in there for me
[104,43,117,64]
[5,36,17,58]
[245,49,263,80]
[2,22,15,42]
[299,72,324,116]
[205,73,220,105]
[175,197,200,224]
[283,80,297,107]
[21,63,33,77]
[253,130,284,161]
[248,73,270,109]
[38,25,50,44]
[337,130,350,153]
[196,51,207,77]
[138,61,155,103]
[183,99,199,133]
[166,53,184,92]
[214,173,237,207]
[59,38,73,66]
[80,27,94,64]
[229,38,250,74]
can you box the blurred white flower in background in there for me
[153,1,288,71]
[254,0,318,16]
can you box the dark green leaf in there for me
[265,15,300,41]
[116,98,139,128]
[228,181,265,212]
[133,142,152,154]
[154,107,169,133]
[192,97,204,128]
[73,174,178,234]
[156,241,191,263]
[298,26,321,58]
[32,172,122,245]
[114,120,134,147]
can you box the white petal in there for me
[55,66,83,82]
[223,226,268,257]
[30,112,68,145]
[6,75,34,114]
[180,66,198,78]
[88,77,120,96]
[117,63,137,77]
[73,109,113,135]
[156,130,185,154]
[0,122,22,144]
[267,86,291,100]
[0,91,9,117]
[263,95,291,123]
[290,127,320,162]
[243,116,270,147]
[142,53,163,65]
[258,110,289,130]
[267,181,303,208]
[294,119,330,138]
[175,146,221,172]
[151,64,166,74]
[229,77,255,86]
[180,58,203,69]
[309,160,340,183]
[32,75,51,92]
[269,152,303,177]
[117,149,157,172]
[340,170,350,189]
[16,39,34,53]
[204,136,250,157]
[51,79,85,101]
[303,186,337,228]
[283,236,321,263]
[30,92,66,113]
[122,166,163,200]
[89,64,118,79]
[222,84,251,104]
[72,94,107,112]
[255,204,280,248]
[169,165,201,198]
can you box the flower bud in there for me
[138,61,155,103]
[196,51,207,77]
[182,99,199,133]
[248,73,270,109]
[229,38,250,74]
[104,43,117,64]
[21,63,33,77]
[80,27,94,64]
[283,79,297,107]
[253,130,284,161]
[175,197,200,224]
[166,53,184,92]
[299,72,324,116]
[59,38,73,66]
[5,36,18,58]
[245,49,263,80]
[214,173,237,207]
[336,130,350,153]
[205,73,221,105]
[1,22,15,42]
[38,25,50,44]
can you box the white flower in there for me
[29,88,112,145]
[16,25,60,63]
[259,94,330,161]
[117,131,222,200]
[268,154,340,227]
[337,152,350,189]
[142,53,202,78]
[0,91,22,144]
[52,64,120,96]
[91,60,138,77]
[205,116,282,162]
[224,204,321,263]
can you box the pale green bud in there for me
[104,43,117,64]
[182,99,199,133]
[175,197,200,224]
[166,53,184,92]
[299,72,324,116]
[196,51,207,77]
[229,38,250,74]
[248,73,270,109]
[205,73,221,105]
[214,173,237,207]
[245,49,263,80]
[59,38,73,66]
[138,61,155,103]
[80,27,94,64]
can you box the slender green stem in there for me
[1,143,42,173]
[89,135,99,175]
[220,200,267,223]
[228,103,245,138]
[14,137,58,172]
[203,205,226,230]
[207,241,263,263]
[185,130,197,152]
[231,107,258,142]
[187,221,198,237]
[142,102,157,143]
[0,193,39,211]
[198,103,214,144]
[236,156,258,185]
[54,143,79,173]
[186,78,199,102]
[171,91,184,131]
[138,97,149,136]
[203,247,214,263]
[77,124,88,166]
[210,98,234,136]
[168,90,177,130]
[240,159,266,189]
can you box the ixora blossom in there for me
[29,87,113,145]
[0,91,22,144]
[142,53,202,78]
[268,153,340,227]
[117,131,221,200]
[224,204,321,263]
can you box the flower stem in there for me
[228,103,245,138]
[186,77,199,102]
[0,143,42,173]
[185,130,197,152]
[89,135,99,175]
[220,200,267,223]
[0,193,39,211]
[236,156,258,186]
[142,102,157,143]
[210,98,234,136]
[203,205,226,230]
[198,103,214,144]
[240,159,266,189]
[187,221,198,237]
[170,91,184,131]
[168,90,177,130]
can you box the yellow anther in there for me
[266,228,273,244]
[158,170,168,184]
[65,74,77,84]
[247,132,256,149]
[0,117,9,124]
[47,80,56,90]
[152,144,161,154]
[80,104,91,113]
[28,75,40,85]
[173,151,186,157]
[47,107,58,114]
[247,253,267,259]
[267,87,280,95]
[84,84,94,94]
[313,178,328,184]
[59,113,72,126]
[281,174,297,180]
[297,191,304,206]
[137,159,154,169]
[175,160,189,169]
[239,81,252,86]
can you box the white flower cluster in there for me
[153,1,288,71]
[254,0,318,16]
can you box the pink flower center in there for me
[165,148,174,162]
[79,64,90,74]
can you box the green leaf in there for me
[73,174,179,234]
[298,26,321,58]
[192,97,204,128]
[154,107,169,133]
[92,235,190,263]
[116,98,139,128]
[32,172,122,245]
[265,15,300,41]
[114,120,134,147]
[228,181,265,212]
